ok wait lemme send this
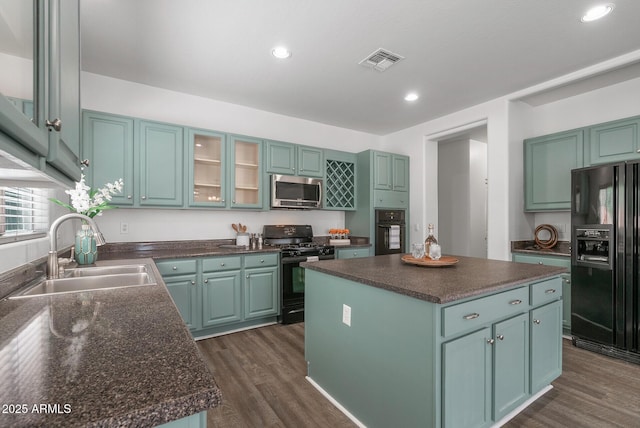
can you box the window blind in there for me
[0,186,49,244]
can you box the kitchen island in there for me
[301,254,567,428]
[0,259,221,428]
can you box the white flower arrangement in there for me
[51,174,124,218]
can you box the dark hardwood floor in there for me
[198,324,640,427]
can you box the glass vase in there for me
[75,224,98,265]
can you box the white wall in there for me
[81,73,382,243]
[468,139,488,257]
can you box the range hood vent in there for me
[358,48,404,72]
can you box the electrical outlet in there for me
[120,222,129,234]
[342,304,351,326]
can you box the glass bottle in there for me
[424,224,438,258]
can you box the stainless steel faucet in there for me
[47,213,106,278]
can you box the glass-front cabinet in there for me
[229,135,262,209]
[188,129,226,207]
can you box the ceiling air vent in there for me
[359,48,404,72]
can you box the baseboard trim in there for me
[306,376,367,428]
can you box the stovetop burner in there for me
[262,224,334,258]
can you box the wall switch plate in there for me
[120,222,129,234]
[342,304,351,326]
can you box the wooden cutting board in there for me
[401,254,459,267]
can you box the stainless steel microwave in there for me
[271,174,323,209]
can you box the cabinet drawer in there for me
[373,189,408,208]
[155,259,197,276]
[442,287,529,338]
[202,256,242,272]
[512,254,570,269]
[244,253,279,268]
[337,247,370,259]
[531,277,562,307]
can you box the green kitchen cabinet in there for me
[513,253,571,335]
[164,274,198,331]
[46,0,82,180]
[324,150,357,210]
[524,129,584,211]
[82,111,135,205]
[589,116,640,165]
[202,270,243,327]
[139,120,185,207]
[187,128,227,207]
[336,247,371,259]
[229,135,264,209]
[373,151,409,192]
[530,300,562,394]
[158,253,279,338]
[265,140,324,177]
[0,0,81,182]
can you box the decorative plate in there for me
[401,254,459,267]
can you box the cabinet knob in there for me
[232,200,236,204]
[127,195,132,199]
[534,319,541,325]
[172,266,178,270]
[142,196,147,200]
[260,259,265,263]
[564,279,571,284]
[487,338,495,345]
[191,280,195,285]
[45,118,62,132]
[497,334,504,341]
[538,261,543,265]
[246,275,249,279]
[204,279,208,283]
[221,262,225,266]
[221,199,225,203]
[353,252,358,256]
[637,149,640,153]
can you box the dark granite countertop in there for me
[301,253,567,304]
[511,240,571,257]
[0,259,221,427]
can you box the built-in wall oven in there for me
[263,225,335,324]
[375,209,406,255]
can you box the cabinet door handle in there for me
[487,338,495,345]
[463,313,480,320]
[534,319,541,325]
[45,118,62,131]
[497,334,504,341]
[545,289,557,294]
[509,299,522,305]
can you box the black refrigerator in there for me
[571,161,640,364]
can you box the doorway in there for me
[437,126,488,258]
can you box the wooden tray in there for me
[401,254,459,267]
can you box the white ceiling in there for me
[80,0,640,136]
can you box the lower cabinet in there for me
[157,252,280,337]
[335,247,371,259]
[441,277,562,427]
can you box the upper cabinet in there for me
[589,117,640,165]
[229,135,263,209]
[0,0,81,182]
[373,151,409,192]
[324,150,357,211]
[265,140,323,177]
[524,115,640,212]
[524,129,584,211]
[188,129,226,207]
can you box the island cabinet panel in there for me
[244,266,279,319]
[335,247,371,259]
[304,265,563,428]
[530,300,562,394]
[442,327,492,428]
[163,274,198,331]
[202,270,242,327]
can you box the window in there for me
[0,186,49,244]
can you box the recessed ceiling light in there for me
[581,3,615,22]
[272,46,291,59]
[404,93,419,102]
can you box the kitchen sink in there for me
[9,264,157,299]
